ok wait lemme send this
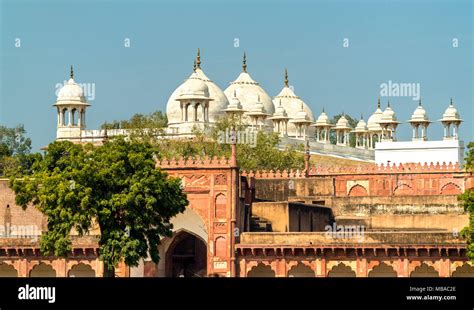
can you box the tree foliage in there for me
[459,142,474,261]
[10,138,188,274]
[0,125,34,176]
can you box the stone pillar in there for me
[356,258,368,277]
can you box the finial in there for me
[193,60,197,72]
[284,68,289,87]
[301,102,304,110]
[70,65,74,79]
[196,48,201,68]
[361,113,364,120]
[322,107,325,113]
[377,97,381,109]
[258,94,260,102]
[279,98,282,106]
[450,98,453,106]
[233,89,237,98]
[242,52,247,72]
[419,98,422,106]
[387,100,391,108]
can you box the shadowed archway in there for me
[165,230,207,277]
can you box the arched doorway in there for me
[410,263,438,277]
[327,262,356,277]
[68,263,95,277]
[30,263,56,277]
[166,231,207,277]
[0,263,18,277]
[452,264,474,277]
[247,263,275,277]
[288,263,315,277]
[368,263,397,277]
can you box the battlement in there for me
[240,162,465,179]
[157,156,233,169]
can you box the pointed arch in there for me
[348,184,368,196]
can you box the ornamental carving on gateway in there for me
[214,174,227,185]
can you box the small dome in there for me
[380,103,397,123]
[410,101,430,123]
[335,114,351,130]
[367,100,383,132]
[57,78,86,102]
[315,110,331,126]
[441,99,462,122]
[247,96,268,115]
[223,90,244,112]
[179,72,210,99]
[354,118,367,132]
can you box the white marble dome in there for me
[354,118,368,132]
[224,57,274,128]
[272,71,314,137]
[380,103,397,122]
[315,110,330,126]
[335,114,351,129]
[166,67,228,125]
[410,101,429,122]
[367,100,383,132]
[57,78,86,102]
[179,72,209,99]
[441,100,462,122]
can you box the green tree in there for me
[459,142,474,261]
[101,111,168,141]
[10,138,188,276]
[0,125,33,176]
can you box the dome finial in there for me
[196,48,201,68]
[361,113,364,120]
[242,52,247,72]
[377,97,381,109]
[284,68,289,87]
[322,107,325,113]
[387,100,391,108]
[419,97,422,106]
[233,89,237,98]
[279,98,282,107]
[450,97,453,106]
[70,65,74,79]
[193,59,197,72]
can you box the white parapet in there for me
[375,140,464,166]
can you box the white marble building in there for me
[53,50,466,165]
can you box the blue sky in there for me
[0,0,472,151]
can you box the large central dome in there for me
[223,53,274,128]
[273,69,314,137]
[166,50,228,126]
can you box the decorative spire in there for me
[419,98,422,106]
[233,89,237,98]
[387,100,391,108]
[361,113,364,120]
[70,65,74,79]
[322,107,325,113]
[242,52,247,72]
[301,102,304,110]
[377,97,381,109]
[196,48,201,69]
[284,68,289,87]
[193,60,197,72]
[279,98,282,106]
[450,98,453,106]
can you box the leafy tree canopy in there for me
[0,125,35,176]
[10,138,188,274]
